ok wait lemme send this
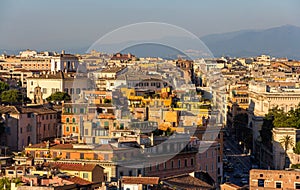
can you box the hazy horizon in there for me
[0,0,300,52]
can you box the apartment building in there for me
[0,105,58,151]
[26,71,88,102]
[249,169,300,189]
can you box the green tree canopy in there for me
[0,81,9,94]
[46,91,71,102]
[0,89,22,103]
[294,141,300,154]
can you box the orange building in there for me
[61,102,88,137]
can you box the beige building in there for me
[272,128,300,170]
[248,82,300,153]
[249,169,300,189]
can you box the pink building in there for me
[0,105,58,151]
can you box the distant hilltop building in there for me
[109,53,137,66]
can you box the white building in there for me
[26,71,88,102]
[50,51,79,72]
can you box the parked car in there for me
[241,178,248,185]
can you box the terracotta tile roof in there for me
[122,176,159,185]
[65,176,92,185]
[45,162,97,171]
[27,71,74,79]
[28,142,73,149]
[221,182,241,188]
[0,105,57,115]
[95,144,119,151]
[0,106,20,114]
[162,174,212,190]
[19,106,57,114]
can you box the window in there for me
[94,154,98,160]
[66,152,70,159]
[8,171,14,174]
[85,129,88,135]
[66,126,69,132]
[83,173,88,179]
[275,182,282,188]
[20,128,22,134]
[70,88,74,94]
[260,174,263,177]
[42,88,47,94]
[66,118,69,123]
[185,159,188,167]
[258,179,264,187]
[104,154,109,160]
[164,162,167,169]
[296,183,300,189]
[178,160,181,168]
[119,172,123,177]
[129,170,132,176]
[191,158,194,166]
[80,108,84,114]
[50,115,52,119]
[80,153,84,159]
[72,118,76,123]
[76,88,81,94]
[73,127,76,132]
[171,160,174,169]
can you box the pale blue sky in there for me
[0,0,300,51]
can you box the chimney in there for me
[61,50,65,55]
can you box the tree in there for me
[260,107,285,147]
[0,177,10,190]
[294,141,300,154]
[0,90,22,104]
[279,135,294,169]
[46,92,71,102]
[0,81,9,94]
[0,177,22,190]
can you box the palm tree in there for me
[279,135,294,169]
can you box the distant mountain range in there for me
[1,25,300,59]
[200,24,300,59]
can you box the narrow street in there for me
[223,134,252,186]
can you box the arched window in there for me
[72,118,76,123]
